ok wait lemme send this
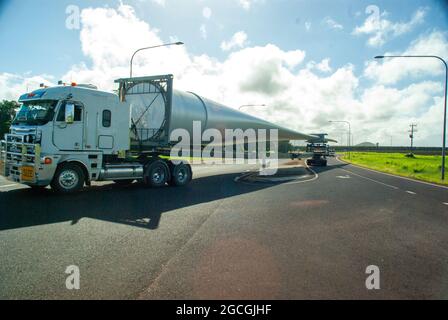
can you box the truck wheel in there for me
[169,163,192,187]
[144,160,169,188]
[51,163,85,194]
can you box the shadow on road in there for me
[0,172,270,232]
[308,162,348,174]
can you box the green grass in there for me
[341,152,448,186]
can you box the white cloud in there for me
[305,21,311,31]
[307,58,332,73]
[237,0,261,10]
[220,31,248,51]
[1,3,445,146]
[353,7,427,47]
[151,0,166,7]
[365,31,448,84]
[0,73,54,100]
[323,17,343,30]
[202,7,212,19]
[356,81,444,145]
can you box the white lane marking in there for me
[336,157,448,190]
[285,166,319,185]
[336,175,351,179]
[406,191,417,195]
[0,184,18,189]
[443,203,448,206]
[339,168,399,190]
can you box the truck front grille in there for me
[1,134,41,181]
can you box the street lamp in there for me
[329,120,351,159]
[375,55,448,180]
[239,104,267,111]
[130,41,184,78]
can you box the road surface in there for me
[1,158,447,299]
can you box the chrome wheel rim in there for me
[58,169,79,190]
[152,168,165,184]
[177,168,188,183]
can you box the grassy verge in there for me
[340,152,448,186]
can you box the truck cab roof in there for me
[19,85,117,103]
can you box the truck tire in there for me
[51,163,85,194]
[144,160,169,188]
[169,163,192,187]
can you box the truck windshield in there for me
[12,100,58,125]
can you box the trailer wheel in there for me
[169,163,192,187]
[51,163,85,194]
[144,160,169,188]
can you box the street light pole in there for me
[329,120,351,159]
[375,55,448,180]
[130,42,184,78]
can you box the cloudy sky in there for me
[0,0,447,146]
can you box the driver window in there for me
[57,103,83,122]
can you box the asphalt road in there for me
[1,158,448,299]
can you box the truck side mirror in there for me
[65,103,75,124]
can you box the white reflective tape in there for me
[0,184,17,188]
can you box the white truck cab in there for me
[0,79,192,193]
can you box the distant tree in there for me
[0,100,19,139]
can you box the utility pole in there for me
[409,124,417,155]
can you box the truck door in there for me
[53,101,84,150]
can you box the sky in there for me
[0,0,447,146]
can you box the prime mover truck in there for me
[0,74,313,193]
